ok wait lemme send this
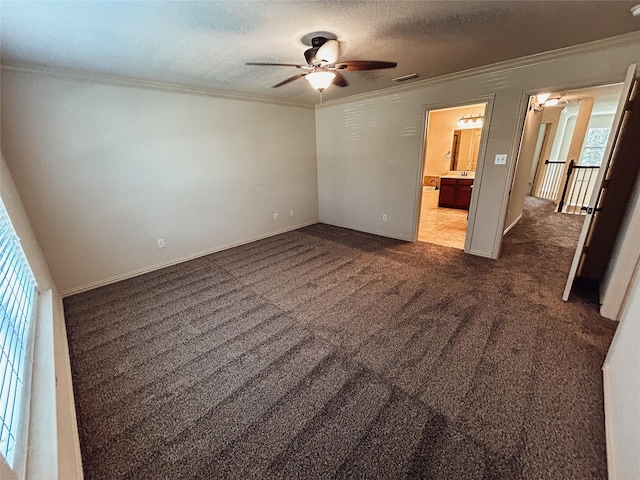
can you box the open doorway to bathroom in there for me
[417,103,487,249]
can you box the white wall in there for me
[1,70,319,294]
[601,167,640,320]
[557,114,578,161]
[603,259,640,479]
[504,104,543,231]
[549,106,575,161]
[316,34,640,257]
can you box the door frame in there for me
[500,77,632,260]
[412,94,495,252]
[563,64,637,301]
[499,68,636,302]
[528,122,550,196]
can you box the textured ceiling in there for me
[1,1,639,105]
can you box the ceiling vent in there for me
[392,73,419,83]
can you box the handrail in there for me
[558,159,576,212]
[535,159,567,200]
[558,159,601,213]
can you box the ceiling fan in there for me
[246,36,397,93]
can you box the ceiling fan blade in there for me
[334,61,397,71]
[316,39,340,64]
[246,62,305,68]
[333,72,349,87]
[304,47,319,66]
[273,73,307,88]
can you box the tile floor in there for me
[417,201,468,249]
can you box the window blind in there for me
[0,201,37,466]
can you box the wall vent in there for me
[392,73,419,83]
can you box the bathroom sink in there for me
[441,171,475,179]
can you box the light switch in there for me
[495,154,507,165]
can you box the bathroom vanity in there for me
[439,176,474,210]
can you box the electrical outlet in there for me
[495,154,508,165]
[289,209,294,217]
[157,238,165,248]
[382,214,388,222]
[273,213,279,220]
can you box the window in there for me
[579,126,610,166]
[0,200,37,467]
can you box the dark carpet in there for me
[64,197,617,479]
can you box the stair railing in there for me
[557,159,600,214]
[535,159,566,200]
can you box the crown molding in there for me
[0,62,315,110]
[316,30,640,109]
[2,30,639,110]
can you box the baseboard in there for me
[503,213,523,235]
[602,364,616,480]
[467,249,494,259]
[319,220,414,242]
[61,220,318,297]
[322,219,499,258]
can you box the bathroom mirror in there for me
[450,128,482,171]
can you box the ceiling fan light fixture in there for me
[544,97,560,107]
[247,33,396,95]
[305,70,336,92]
[532,92,551,111]
[536,92,551,104]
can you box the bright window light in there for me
[0,200,37,466]
[579,126,611,166]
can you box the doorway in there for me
[506,77,633,306]
[417,103,487,249]
[507,82,624,236]
[525,84,624,211]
